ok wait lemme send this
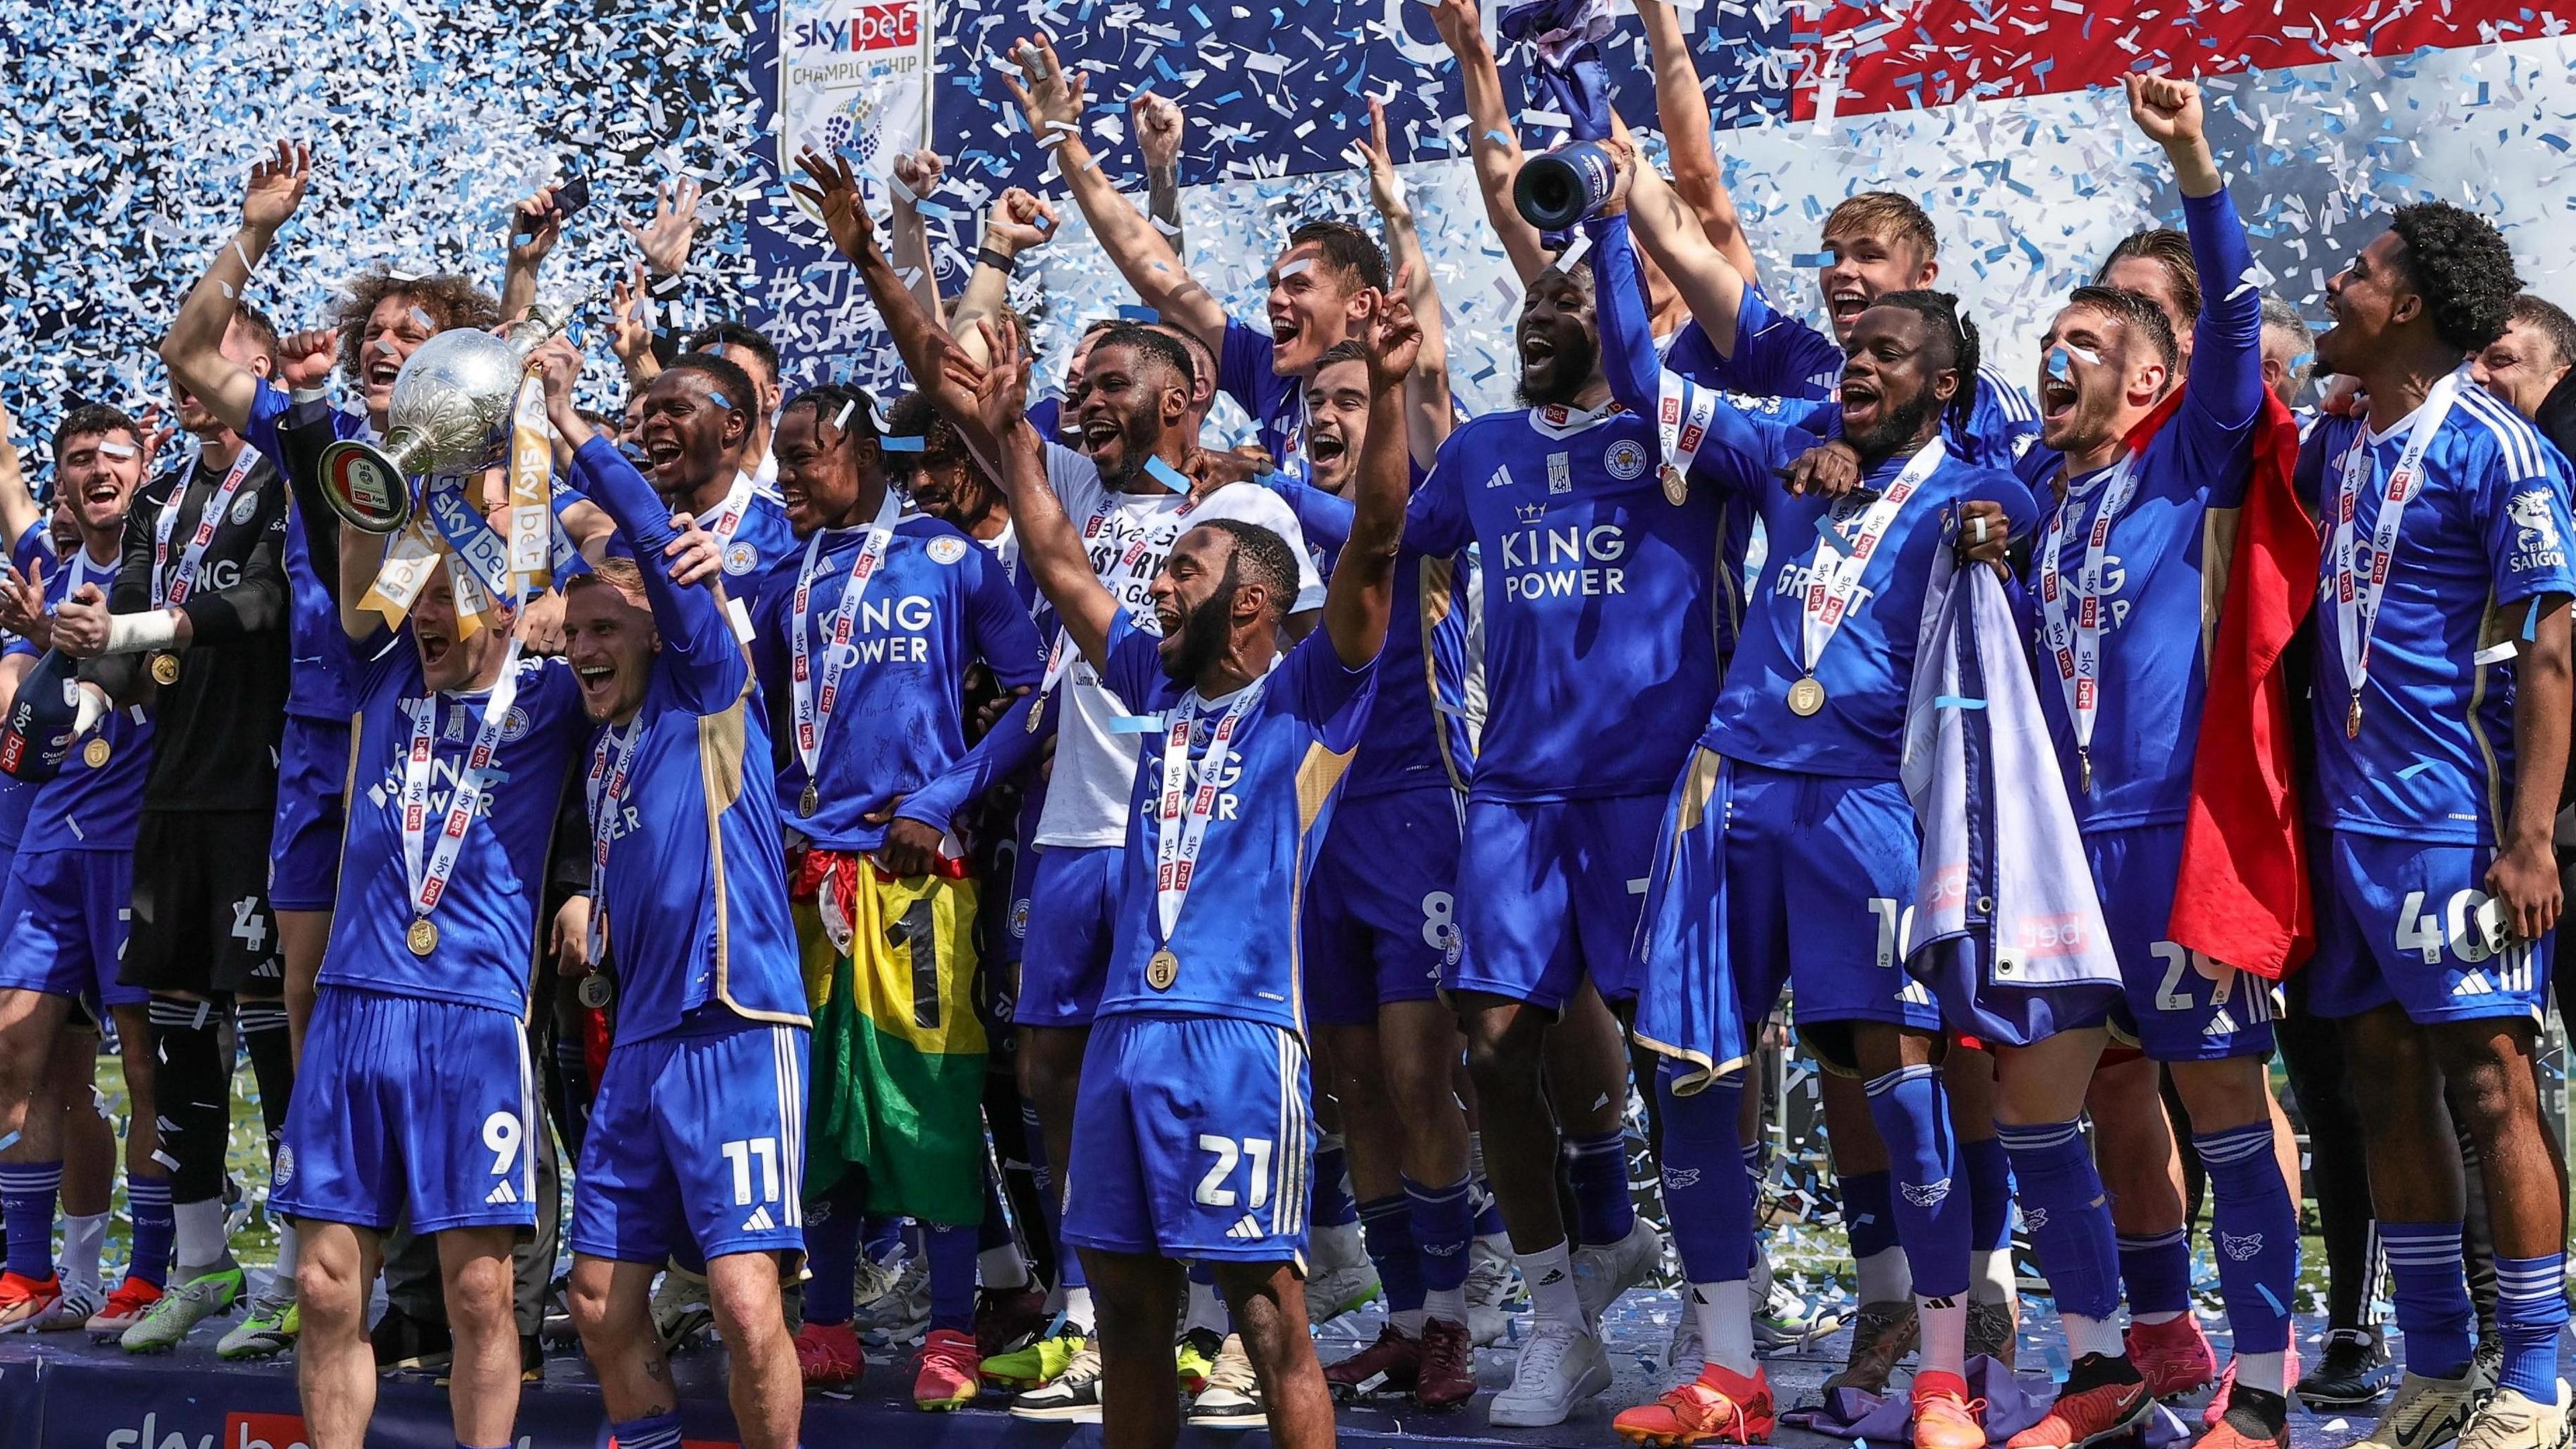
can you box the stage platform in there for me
[0,1286,2452,1448]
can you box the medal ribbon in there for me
[706,471,759,548]
[152,443,258,608]
[1152,682,1264,945]
[789,489,904,788]
[1654,369,1719,481]
[2036,449,2143,771]
[424,484,513,636]
[2331,368,2466,708]
[1040,488,1201,691]
[400,637,529,922]
[1799,437,1943,676]
[583,717,644,963]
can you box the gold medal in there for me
[2345,694,2364,739]
[1025,694,1045,734]
[1786,676,1827,717]
[82,739,110,769]
[1660,464,1689,508]
[1146,949,1180,991]
[406,918,439,957]
[798,784,820,818]
[150,653,180,686]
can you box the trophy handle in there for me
[317,437,420,533]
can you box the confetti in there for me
[1933,694,1988,710]
[1109,713,1167,732]
[1144,454,1193,492]
[878,433,926,451]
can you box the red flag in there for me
[2159,390,2317,978]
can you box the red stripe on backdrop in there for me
[1784,0,2542,121]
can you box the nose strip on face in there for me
[2045,343,2103,381]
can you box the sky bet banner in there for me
[743,0,2576,431]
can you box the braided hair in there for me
[778,382,882,450]
[1869,289,1980,430]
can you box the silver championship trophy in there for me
[316,302,574,533]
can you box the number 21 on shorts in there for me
[1193,1135,1276,1208]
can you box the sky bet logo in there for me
[794,1,920,52]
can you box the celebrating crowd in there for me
[1,9,2575,1449]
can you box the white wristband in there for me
[104,608,183,656]
[71,683,109,738]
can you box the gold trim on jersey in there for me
[1417,553,1473,794]
[1673,745,1724,836]
[1287,739,1360,1033]
[2199,502,2242,680]
[701,696,812,1028]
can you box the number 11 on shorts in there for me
[722,1136,782,1206]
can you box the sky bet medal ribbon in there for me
[1148,682,1263,991]
[788,489,904,821]
[1790,437,1943,719]
[2330,368,2464,740]
[400,638,529,959]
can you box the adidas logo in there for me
[2454,970,2496,998]
[1226,1214,1264,1240]
[1534,1267,1567,1287]
[742,1205,777,1233]
[1485,464,1513,489]
[484,1180,519,1206]
[2206,1007,2240,1036]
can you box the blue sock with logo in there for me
[0,1161,59,1281]
[608,1411,683,1449]
[1657,1063,1753,1286]
[125,1173,174,1288]
[1965,1136,2014,1252]
[2116,1228,2192,1321]
[2196,1122,2298,1359]
[1403,1175,1475,1296]
[1562,1130,1635,1249]
[2383,1220,2475,1380]
[2495,1253,2569,1399]
[801,1198,862,1326]
[1862,1065,1969,1299]
[1358,1196,1426,1320]
[1996,1120,2122,1326]
[1313,1136,1357,1230]
[1840,1170,1900,1261]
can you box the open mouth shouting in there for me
[1827,286,1870,331]
[574,656,619,712]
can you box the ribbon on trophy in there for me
[360,367,563,633]
[1497,0,1615,247]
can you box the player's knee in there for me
[705,1260,787,1346]
[443,1254,515,1334]
[2434,1029,2538,1136]
[565,1274,621,1342]
[1460,1012,1537,1093]
[296,1250,366,1330]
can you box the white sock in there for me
[62,1212,109,1285]
[1917,1294,1967,1377]
[1061,1283,1096,1334]
[1969,1248,2016,1305]
[2233,1350,2288,1395]
[1476,1231,1513,1261]
[2133,1307,2184,1326]
[1693,1280,1756,1376]
[979,1244,1029,1291]
[1424,1286,1467,1326]
[1856,1247,1912,1305]
[2063,1311,2125,1360]
[1183,1278,1228,1337]
[1391,1308,1426,1338]
[174,1197,227,1273]
[1520,1242,1583,1329]
[270,1221,300,1282]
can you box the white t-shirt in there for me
[1034,443,1327,849]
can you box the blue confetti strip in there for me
[1933,695,1988,710]
[878,433,926,452]
[1144,455,1192,493]
[1109,714,1167,733]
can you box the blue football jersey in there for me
[6,549,152,853]
[1260,466,1479,796]
[1403,405,1725,802]
[1661,284,2039,470]
[321,639,589,1016]
[2019,186,2265,831]
[244,378,361,722]
[568,437,809,1040]
[2301,380,2576,847]
[748,512,1044,852]
[1218,317,1308,465]
[604,478,798,615]
[1096,612,1377,1032]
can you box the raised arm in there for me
[1619,152,1753,364]
[499,182,568,323]
[160,140,312,435]
[947,188,1059,367]
[1635,0,1760,285]
[1356,99,1453,468]
[2131,74,2261,433]
[0,397,43,552]
[534,341,743,702]
[888,148,948,325]
[1130,91,1189,262]
[797,149,1008,472]
[1324,294,1417,667]
[1430,0,1552,286]
[998,36,1227,353]
[623,178,705,369]
[973,326,1121,670]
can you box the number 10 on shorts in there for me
[722,1136,783,1206]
